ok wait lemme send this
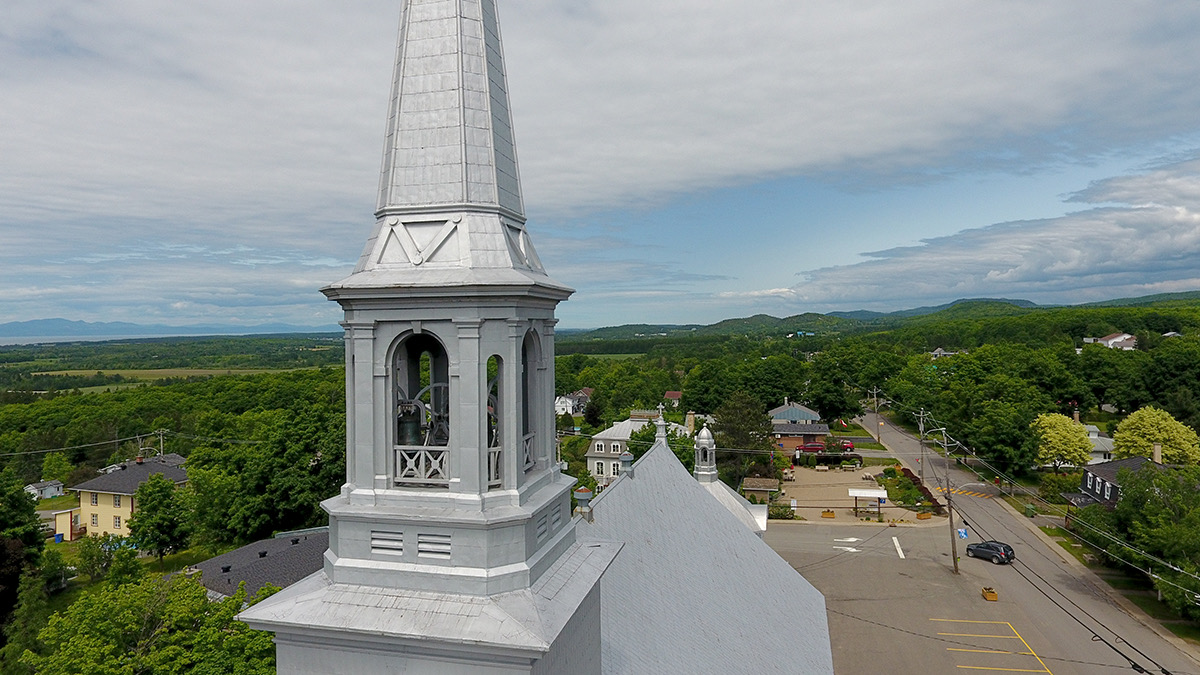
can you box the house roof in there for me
[194,531,331,598]
[768,401,820,422]
[592,417,687,442]
[741,477,780,491]
[1099,332,1132,342]
[579,441,833,674]
[26,480,63,490]
[1087,456,1158,484]
[700,480,766,536]
[663,391,682,400]
[773,423,830,436]
[71,455,187,495]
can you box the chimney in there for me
[686,411,695,436]
[620,451,635,478]
[135,456,143,464]
[574,487,594,523]
[1072,409,1080,423]
[1153,443,1162,464]
[784,396,789,406]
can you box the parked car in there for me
[801,442,825,453]
[965,540,1015,564]
[841,440,854,450]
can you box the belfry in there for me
[239,1,618,671]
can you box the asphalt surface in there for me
[765,412,1200,675]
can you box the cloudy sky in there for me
[4,1,1200,330]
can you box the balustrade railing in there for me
[487,447,502,488]
[523,433,536,472]
[395,446,450,487]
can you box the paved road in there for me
[766,413,1200,675]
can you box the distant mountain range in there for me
[559,290,1200,340]
[0,318,341,340]
[7,289,1200,342]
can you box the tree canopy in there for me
[21,574,278,675]
[1112,406,1200,464]
[1030,413,1093,471]
[129,474,190,561]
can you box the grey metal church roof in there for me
[579,441,834,674]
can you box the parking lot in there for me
[767,457,1200,674]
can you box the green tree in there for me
[106,547,143,587]
[128,474,190,561]
[627,421,694,467]
[1112,406,1200,464]
[0,571,47,675]
[1,467,44,635]
[582,399,604,429]
[1030,413,1093,472]
[712,391,772,453]
[76,533,121,581]
[21,574,278,675]
[557,412,575,432]
[38,454,71,487]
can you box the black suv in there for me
[965,540,1015,564]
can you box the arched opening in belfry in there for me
[520,331,538,471]
[394,333,450,487]
[486,355,502,489]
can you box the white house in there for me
[587,415,686,487]
[24,480,64,500]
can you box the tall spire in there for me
[378,0,523,218]
[334,0,555,287]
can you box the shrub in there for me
[768,505,795,520]
[1039,472,1083,504]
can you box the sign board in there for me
[848,488,888,499]
[957,528,968,540]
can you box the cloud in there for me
[744,156,1200,311]
[4,2,1200,327]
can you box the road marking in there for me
[834,537,861,543]
[936,486,993,499]
[892,536,905,559]
[930,620,1053,675]
[955,662,1051,667]
[947,649,1035,655]
[937,633,1022,639]
[832,546,859,553]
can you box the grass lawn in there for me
[38,494,78,511]
[1103,576,1155,591]
[830,422,870,436]
[1124,593,1178,621]
[1165,622,1200,643]
[862,457,901,467]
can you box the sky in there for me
[3,1,1200,330]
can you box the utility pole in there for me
[869,386,881,414]
[947,479,960,575]
[157,429,165,456]
[916,409,927,485]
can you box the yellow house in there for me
[63,454,187,540]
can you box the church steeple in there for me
[316,0,576,597]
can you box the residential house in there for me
[772,422,831,455]
[1066,456,1162,508]
[24,480,64,500]
[554,387,593,416]
[1085,424,1114,464]
[663,390,682,408]
[588,415,687,487]
[741,477,781,504]
[769,399,820,425]
[1084,333,1138,350]
[62,453,187,541]
[929,347,961,359]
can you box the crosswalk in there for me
[934,486,992,499]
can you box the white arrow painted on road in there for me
[834,537,861,543]
[832,546,860,553]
